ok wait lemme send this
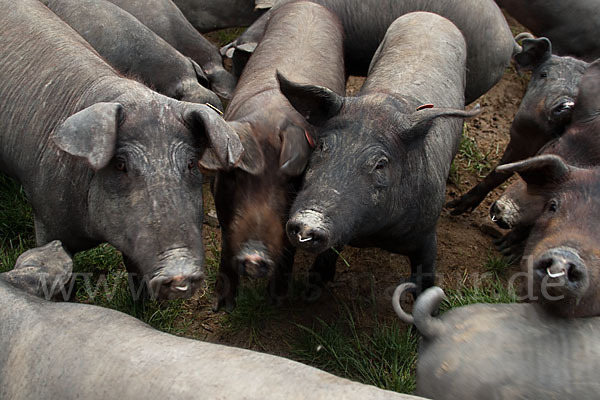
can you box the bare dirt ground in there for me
[189,14,530,359]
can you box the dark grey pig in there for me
[447,37,588,215]
[394,283,600,399]
[496,0,600,61]
[0,0,247,300]
[222,0,518,104]
[40,0,222,109]
[106,0,237,99]
[283,12,479,295]
[211,1,345,311]
[0,245,426,400]
[172,0,270,33]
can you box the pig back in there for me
[225,1,345,120]
[0,279,423,400]
[363,12,466,109]
[0,0,120,181]
[416,302,600,399]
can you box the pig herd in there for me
[1,0,599,398]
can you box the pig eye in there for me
[187,158,196,170]
[374,157,388,170]
[115,159,127,172]
[540,71,548,78]
[546,199,559,213]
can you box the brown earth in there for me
[188,14,530,360]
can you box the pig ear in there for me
[572,59,600,122]
[277,71,343,126]
[52,102,121,171]
[230,121,265,175]
[279,124,312,176]
[188,57,210,88]
[514,37,552,71]
[401,105,482,143]
[496,154,571,188]
[183,104,244,171]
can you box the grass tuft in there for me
[292,303,418,393]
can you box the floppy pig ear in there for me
[183,104,245,171]
[279,124,312,177]
[277,71,343,126]
[496,154,571,188]
[514,37,552,71]
[52,102,122,170]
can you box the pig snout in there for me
[490,198,518,229]
[286,210,331,254]
[533,247,589,296]
[235,241,274,278]
[149,249,205,300]
[549,97,575,122]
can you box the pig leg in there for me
[302,247,341,302]
[267,244,296,306]
[309,247,342,287]
[494,225,532,262]
[33,214,52,246]
[447,141,522,215]
[213,245,239,312]
[406,233,437,294]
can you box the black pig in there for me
[283,12,479,295]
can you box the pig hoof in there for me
[212,296,236,313]
[445,198,475,215]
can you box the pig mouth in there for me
[286,209,333,254]
[490,198,519,229]
[147,248,205,300]
[235,241,275,278]
[532,247,589,300]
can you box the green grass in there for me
[292,302,418,394]
[0,173,35,272]
[457,124,494,178]
[221,281,281,346]
[482,253,513,279]
[441,277,518,312]
[449,123,495,187]
[214,28,246,47]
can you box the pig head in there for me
[498,154,600,318]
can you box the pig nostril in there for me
[568,263,583,282]
[552,101,575,115]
